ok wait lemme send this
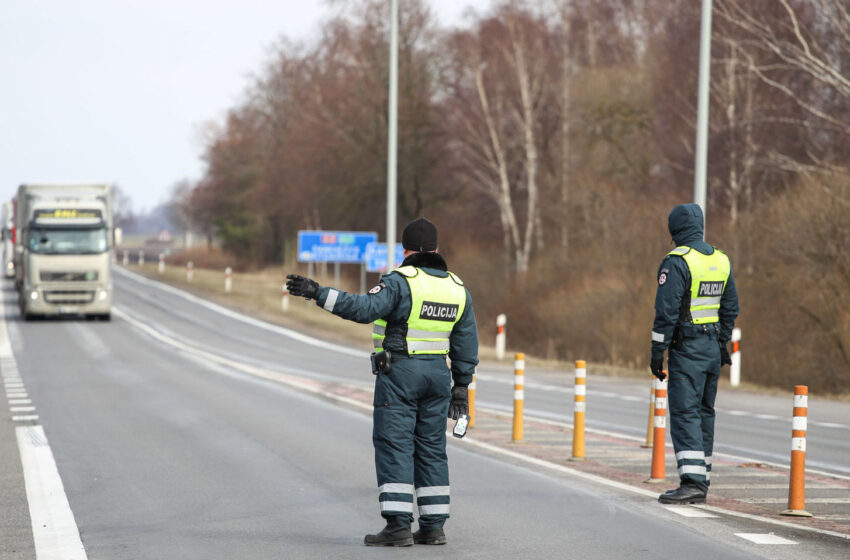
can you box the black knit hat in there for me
[402,217,438,252]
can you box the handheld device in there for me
[452,414,469,438]
[370,351,392,375]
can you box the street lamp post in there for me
[694,0,713,225]
[386,0,399,271]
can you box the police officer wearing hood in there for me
[651,204,739,504]
[286,217,479,546]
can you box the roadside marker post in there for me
[225,267,232,293]
[646,376,668,483]
[158,254,165,274]
[138,250,145,266]
[782,385,813,517]
[495,314,507,360]
[730,328,742,387]
[122,249,129,266]
[570,360,587,461]
[468,372,476,428]
[642,379,655,448]
[281,283,289,312]
[512,353,524,442]
[187,261,194,282]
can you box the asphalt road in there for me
[0,270,847,559]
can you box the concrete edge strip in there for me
[114,266,368,359]
[115,306,850,543]
[0,297,88,559]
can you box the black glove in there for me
[650,355,666,381]
[285,274,319,300]
[448,386,468,420]
[719,342,732,366]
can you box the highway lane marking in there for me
[9,399,32,404]
[114,266,368,359]
[664,506,718,518]
[735,533,797,545]
[0,294,88,559]
[115,306,850,543]
[16,426,88,559]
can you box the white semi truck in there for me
[15,183,114,320]
[1,201,14,278]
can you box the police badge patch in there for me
[369,282,386,295]
[658,272,667,286]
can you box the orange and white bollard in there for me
[570,360,587,461]
[225,266,232,293]
[281,283,290,312]
[782,385,813,517]
[730,328,742,387]
[495,314,507,360]
[642,379,655,448]
[647,376,668,483]
[187,261,194,282]
[158,254,165,274]
[468,372,476,428]
[512,353,524,442]
[138,250,145,266]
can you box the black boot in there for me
[413,527,446,545]
[364,520,414,547]
[658,483,706,504]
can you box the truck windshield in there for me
[29,227,108,255]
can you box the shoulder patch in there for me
[368,282,387,295]
[658,272,668,286]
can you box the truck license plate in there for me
[58,306,77,314]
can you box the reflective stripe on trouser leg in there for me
[413,372,452,529]
[705,455,712,482]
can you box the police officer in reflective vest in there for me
[650,204,739,504]
[286,217,479,546]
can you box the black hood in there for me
[401,251,448,271]
[668,203,705,246]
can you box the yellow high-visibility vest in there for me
[372,266,466,354]
[667,246,730,324]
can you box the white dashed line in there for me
[9,399,31,405]
[10,406,36,412]
[664,506,718,518]
[735,533,797,545]
[12,415,39,422]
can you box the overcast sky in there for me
[0,0,491,212]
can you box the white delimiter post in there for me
[281,283,289,312]
[186,261,194,282]
[122,249,129,266]
[158,254,165,274]
[225,267,232,293]
[495,313,507,361]
[730,327,742,387]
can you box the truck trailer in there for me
[14,183,114,320]
[2,201,14,278]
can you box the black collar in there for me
[401,252,448,271]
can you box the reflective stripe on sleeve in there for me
[651,331,665,343]
[323,289,339,312]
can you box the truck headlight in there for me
[30,291,38,301]
[98,289,108,301]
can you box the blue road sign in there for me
[364,242,404,272]
[297,230,378,263]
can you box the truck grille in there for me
[40,271,98,282]
[43,290,96,304]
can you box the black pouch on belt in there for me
[371,350,392,375]
[671,327,684,350]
